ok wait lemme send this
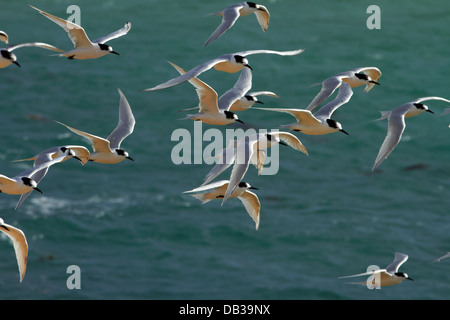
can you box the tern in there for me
[184,180,261,229]
[0,150,69,196]
[56,89,135,164]
[202,132,308,205]
[255,81,353,135]
[12,145,90,209]
[0,42,63,68]
[0,218,28,283]
[339,252,413,287]
[307,67,381,112]
[179,62,279,113]
[143,48,304,92]
[170,61,246,125]
[13,145,90,165]
[203,2,270,47]
[29,5,131,60]
[372,96,450,171]
[0,31,9,44]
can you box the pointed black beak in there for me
[406,277,414,281]
[126,156,134,161]
[244,64,253,70]
[340,129,350,135]
[13,61,20,67]
[426,110,435,114]
[279,141,288,146]
[255,101,264,104]
[236,119,245,124]
[111,51,120,55]
[74,156,82,163]
[369,80,380,85]
[33,187,43,194]
[249,187,259,190]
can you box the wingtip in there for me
[371,163,380,172]
[28,4,42,13]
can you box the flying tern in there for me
[203,2,270,47]
[29,5,131,60]
[179,63,279,113]
[171,61,248,125]
[255,81,353,135]
[143,48,304,92]
[57,89,135,164]
[184,180,261,229]
[372,97,450,171]
[339,252,413,287]
[307,67,381,112]
[12,145,90,209]
[0,150,69,197]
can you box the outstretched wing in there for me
[93,22,132,44]
[253,5,270,32]
[57,121,111,153]
[218,67,253,111]
[143,56,229,92]
[202,142,237,186]
[238,190,261,230]
[221,137,257,205]
[235,48,305,58]
[372,109,408,171]
[306,76,342,112]
[255,107,321,127]
[314,82,353,119]
[386,252,409,274]
[107,89,135,149]
[29,4,92,48]
[0,221,28,282]
[7,42,63,53]
[410,96,450,105]
[168,61,220,115]
[203,4,242,48]
[274,131,309,155]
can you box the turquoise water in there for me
[0,0,449,300]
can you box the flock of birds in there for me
[0,2,449,290]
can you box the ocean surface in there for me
[0,0,449,300]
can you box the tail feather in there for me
[178,114,194,120]
[11,157,35,163]
[178,106,199,112]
